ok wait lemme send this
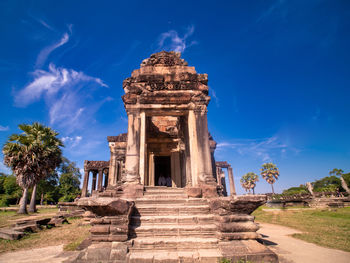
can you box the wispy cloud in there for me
[257,0,287,22]
[62,136,83,148]
[217,136,291,162]
[35,32,69,68]
[0,125,9,131]
[15,64,108,132]
[157,25,197,53]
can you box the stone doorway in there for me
[154,156,171,187]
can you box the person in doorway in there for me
[166,175,172,187]
[158,174,166,186]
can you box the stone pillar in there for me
[216,167,222,186]
[228,167,236,195]
[92,171,97,191]
[108,149,117,186]
[97,169,103,191]
[188,109,215,186]
[82,170,89,197]
[139,111,146,185]
[124,110,141,183]
[148,153,154,186]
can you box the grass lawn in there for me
[0,207,58,228]
[253,206,350,252]
[0,207,90,254]
[0,217,90,254]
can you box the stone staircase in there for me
[127,186,221,262]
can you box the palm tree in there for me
[240,172,259,194]
[260,163,279,194]
[329,168,350,195]
[2,123,63,214]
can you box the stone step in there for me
[130,214,214,225]
[130,237,218,250]
[129,224,217,238]
[0,228,24,240]
[135,198,207,205]
[144,188,186,194]
[128,248,221,263]
[134,205,210,216]
[143,192,187,199]
[13,224,39,233]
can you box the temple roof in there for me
[107,133,127,142]
[140,51,188,67]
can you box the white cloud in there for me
[15,64,108,131]
[0,125,9,131]
[257,0,287,22]
[217,136,289,162]
[157,25,197,53]
[62,136,83,148]
[35,33,69,68]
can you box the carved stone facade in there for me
[81,51,235,197]
[76,52,277,262]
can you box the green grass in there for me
[253,206,350,252]
[0,207,58,228]
[0,217,90,254]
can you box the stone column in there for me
[188,109,215,186]
[228,167,236,195]
[124,110,141,183]
[148,153,154,186]
[108,148,117,186]
[82,170,89,197]
[97,169,103,191]
[216,167,222,186]
[139,111,146,185]
[92,171,97,191]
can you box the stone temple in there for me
[76,52,277,262]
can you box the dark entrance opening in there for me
[154,156,171,187]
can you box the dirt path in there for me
[0,245,77,263]
[258,222,350,263]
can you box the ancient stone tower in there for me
[77,52,277,262]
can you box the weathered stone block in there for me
[110,225,128,234]
[217,221,259,233]
[90,225,110,235]
[186,187,202,198]
[218,232,260,240]
[201,185,218,198]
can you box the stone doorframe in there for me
[145,152,182,188]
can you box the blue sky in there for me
[0,0,349,194]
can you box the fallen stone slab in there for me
[0,228,24,240]
[48,216,68,226]
[13,224,39,233]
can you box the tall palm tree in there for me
[240,172,259,194]
[329,168,350,195]
[260,163,279,194]
[2,123,63,214]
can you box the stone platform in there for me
[73,187,278,262]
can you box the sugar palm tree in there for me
[329,168,350,195]
[260,163,279,194]
[2,123,63,214]
[240,172,259,194]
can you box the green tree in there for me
[260,163,280,194]
[37,171,60,205]
[240,172,259,194]
[58,157,81,202]
[2,123,63,214]
[329,168,350,195]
